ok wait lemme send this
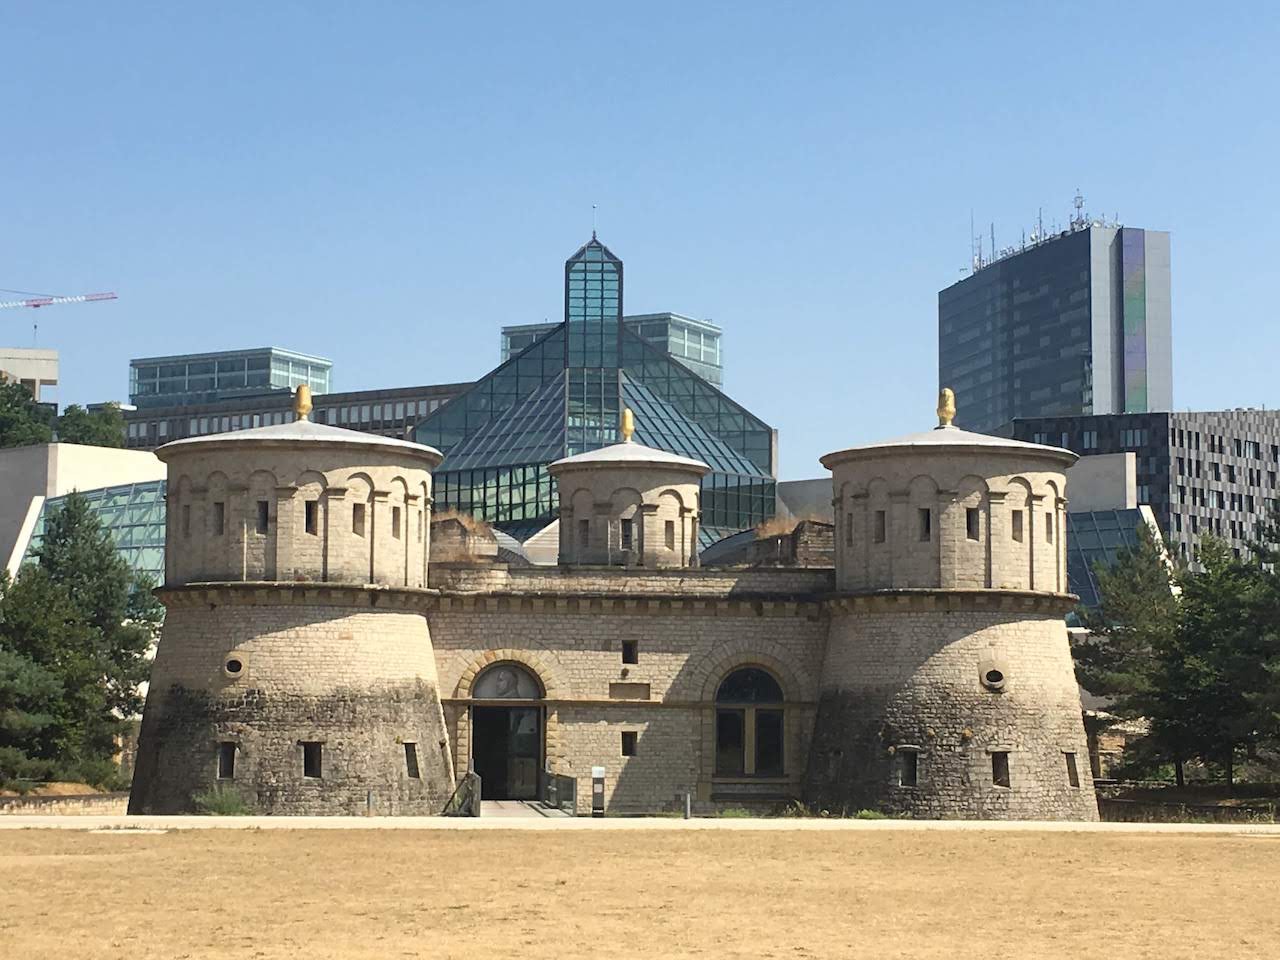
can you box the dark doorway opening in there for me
[472,706,542,800]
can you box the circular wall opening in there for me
[985,669,1004,686]
[224,657,245,678]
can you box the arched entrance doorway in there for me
[471,662,544,800]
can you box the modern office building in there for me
[502,312,724,386]
[129,347,333,409]
[1006,409,1280,565]
[939,220,1172,433]
[1,347,59,403]
[418,236,775,546]
[0,442,166,580]
[122,381,470,450]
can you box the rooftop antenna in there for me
[1072,189,1085,228]
[592,203,598,239]
[990,222,995,262]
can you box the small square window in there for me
[305,500,318,535]
[353,503,366,538]
[991,751,1010,788]
[302,741,323,779]
[621,731,638,757]
[212,501,225,536]
[256,500,270,535]
[917,508,932,541]
[217,741,236,780]
[965,507,980,541]
[874,510,886,543]
[404,743,420,779]
[1065,752,1080,788]
[622,639,638,665]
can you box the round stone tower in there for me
[804,390,1098,820]
[549,408,708,567]
[129,387,455,815]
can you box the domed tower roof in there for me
[820,388,1077,469]
[548,408,710,476]
[155,385,444,468]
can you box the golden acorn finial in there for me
[620,407,635,442]
[294,384,313,422]
[937,387,956,428]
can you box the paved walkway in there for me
[480,799,571,819]
[3,814,1280,833]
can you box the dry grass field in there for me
[2,827,1278,959]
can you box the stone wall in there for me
[130,585,454,815]
[805,591,1098,821]
[163,446,435,589]
[427,594,827,815]
[429,563,834,597]
[0,792,129,816]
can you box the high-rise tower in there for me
[938,223,1172,434]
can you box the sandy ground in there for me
[2,828,1278,959]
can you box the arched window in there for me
[715,667,784,777]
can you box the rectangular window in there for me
[182,504,191,538]
[622,639,638,664]
[217,741,236,780]
[392,505,402,540]
[665,519,676,550]
[578,518,590,547]
[404,743,420,779]
[417,510,424,543]
[844,513,853,546]
[966,507,980,541]
[918,507,932,541]
[256,500,270,535]
[353,503,366,538]
[1045,512,1053,542]
[302,741,323,779]
[755,710,784,777]
[715,710,745,775]
[620,518,633,550]
[874,510,886,543]
[1065,752,1080,788]
[992,751,1011,788]
[212,501,225,536]
[899,749,919,787]
[621,731,638,757]
[1011,510,1024,542]
[305,500,318,535]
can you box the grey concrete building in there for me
[1006,409,1280,566]
[939,222,1172,433]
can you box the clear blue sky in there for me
[3,3,1276,479]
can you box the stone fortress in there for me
[130,379,1099,820]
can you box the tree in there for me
[1246,501,1280,752]
[1075,521,1189,782]
[56,403,125,448]
[0,379,54,448]
[1174,537,1272,787]
[0,492,161,787]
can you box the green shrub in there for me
[716,806,755,818]
[192,785,251,816]
[854,809,888,820]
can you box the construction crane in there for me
[0,289,118,344]
[0,291,117,310]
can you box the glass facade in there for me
[938,225,1170,435]
[939,230,1094,434]
[129,348,332,408]
[1065,508,1153,611]
[502,313,723,386]
[23,481,167,584]
[420,237,774,546]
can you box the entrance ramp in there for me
[481,800,572,819]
